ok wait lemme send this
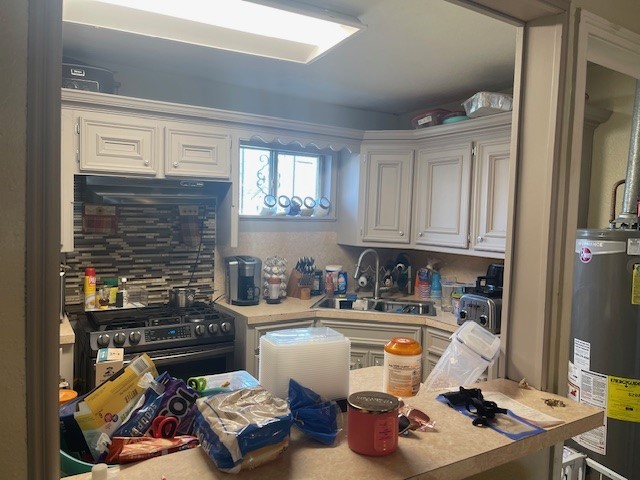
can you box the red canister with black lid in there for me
[347,391,399,456]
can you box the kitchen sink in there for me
[311,296,436,316]
[312,297,378,311]
[372,299,436,316]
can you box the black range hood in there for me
[83,175,224,205]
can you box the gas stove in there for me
[73,302,236,393]
[77,302,235,354]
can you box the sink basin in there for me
[373,299,436,316]
[311,297,377,311]
[311,296,436,316]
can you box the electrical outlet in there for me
[179,205,199,216]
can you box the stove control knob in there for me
[113,332,126,346]
[97,334,110,348]
[208,323,219,335]
[129,331,142,344]
[459,310,467,320]
[221,322,232,333]
[479,315,488,326]
[195,324,206,336]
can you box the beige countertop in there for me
[216,295,461,333]
[65,366,602,480]
[60,314,75,345]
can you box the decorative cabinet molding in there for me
[360,147,414,243]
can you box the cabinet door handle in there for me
[399,230,405,237]
[418,231,424,237]
[173,162,179,168]
[477,236,484,243]
[144,160,150,166]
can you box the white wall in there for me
[574,0,640,35]
[585,63,636,228]
[0,0,28,477]
[87,61,402,131]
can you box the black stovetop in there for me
[84,302,231,331]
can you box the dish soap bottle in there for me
[337,271,348,295]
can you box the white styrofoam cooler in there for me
[259,327,350,401]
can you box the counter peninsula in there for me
[64,366,602,480]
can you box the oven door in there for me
[123,343,235,383]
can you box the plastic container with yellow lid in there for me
[59,389,78,405]
[383,337,423,397]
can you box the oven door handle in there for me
[124,345,234,367]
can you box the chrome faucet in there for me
[354,248,380,299]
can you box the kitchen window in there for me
[239,143,334,218]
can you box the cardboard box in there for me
[95,348,124,387]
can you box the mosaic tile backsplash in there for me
[63,181,216,309]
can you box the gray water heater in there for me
[569,228,640,478]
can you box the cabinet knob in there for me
[418,231,424,237]
[399,230,405,237]
[144,160,149,166]
[477,236,484,243]
[173,162,179,168]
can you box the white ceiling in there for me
[62,0,518,115]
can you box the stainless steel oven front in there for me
[121,343,235,382]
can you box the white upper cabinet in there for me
[360,147,414,243]
[164,122,231,179]
[413,142,472,248]
[471,137,511,253]
[336,113,512,258]
[78,112,160,176]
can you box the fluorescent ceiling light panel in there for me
[63,0,364,63]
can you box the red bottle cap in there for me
[85,267,96,275]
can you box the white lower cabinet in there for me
[423,326,454,379]
[235,318,315,378]
[234,316,499,385]
[316,318,422,374]
[422,325,500,384]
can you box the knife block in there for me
[286,269,313,299]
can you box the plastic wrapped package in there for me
[462,92,513,118]
[187,370,259,396]
[194,387,292,474]
[422,321,500,391]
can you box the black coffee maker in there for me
[225,256,262,306]
[474,263,504,298]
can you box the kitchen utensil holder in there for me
[286,269,315,299]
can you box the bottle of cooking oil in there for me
[383,337,423,397]
[83,267,96,310]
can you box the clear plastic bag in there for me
[422,322,500,391]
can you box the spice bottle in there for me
[383,337,423,397]
[325,273,335,298]
[84,267,97,310]
[119,277,129,307]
